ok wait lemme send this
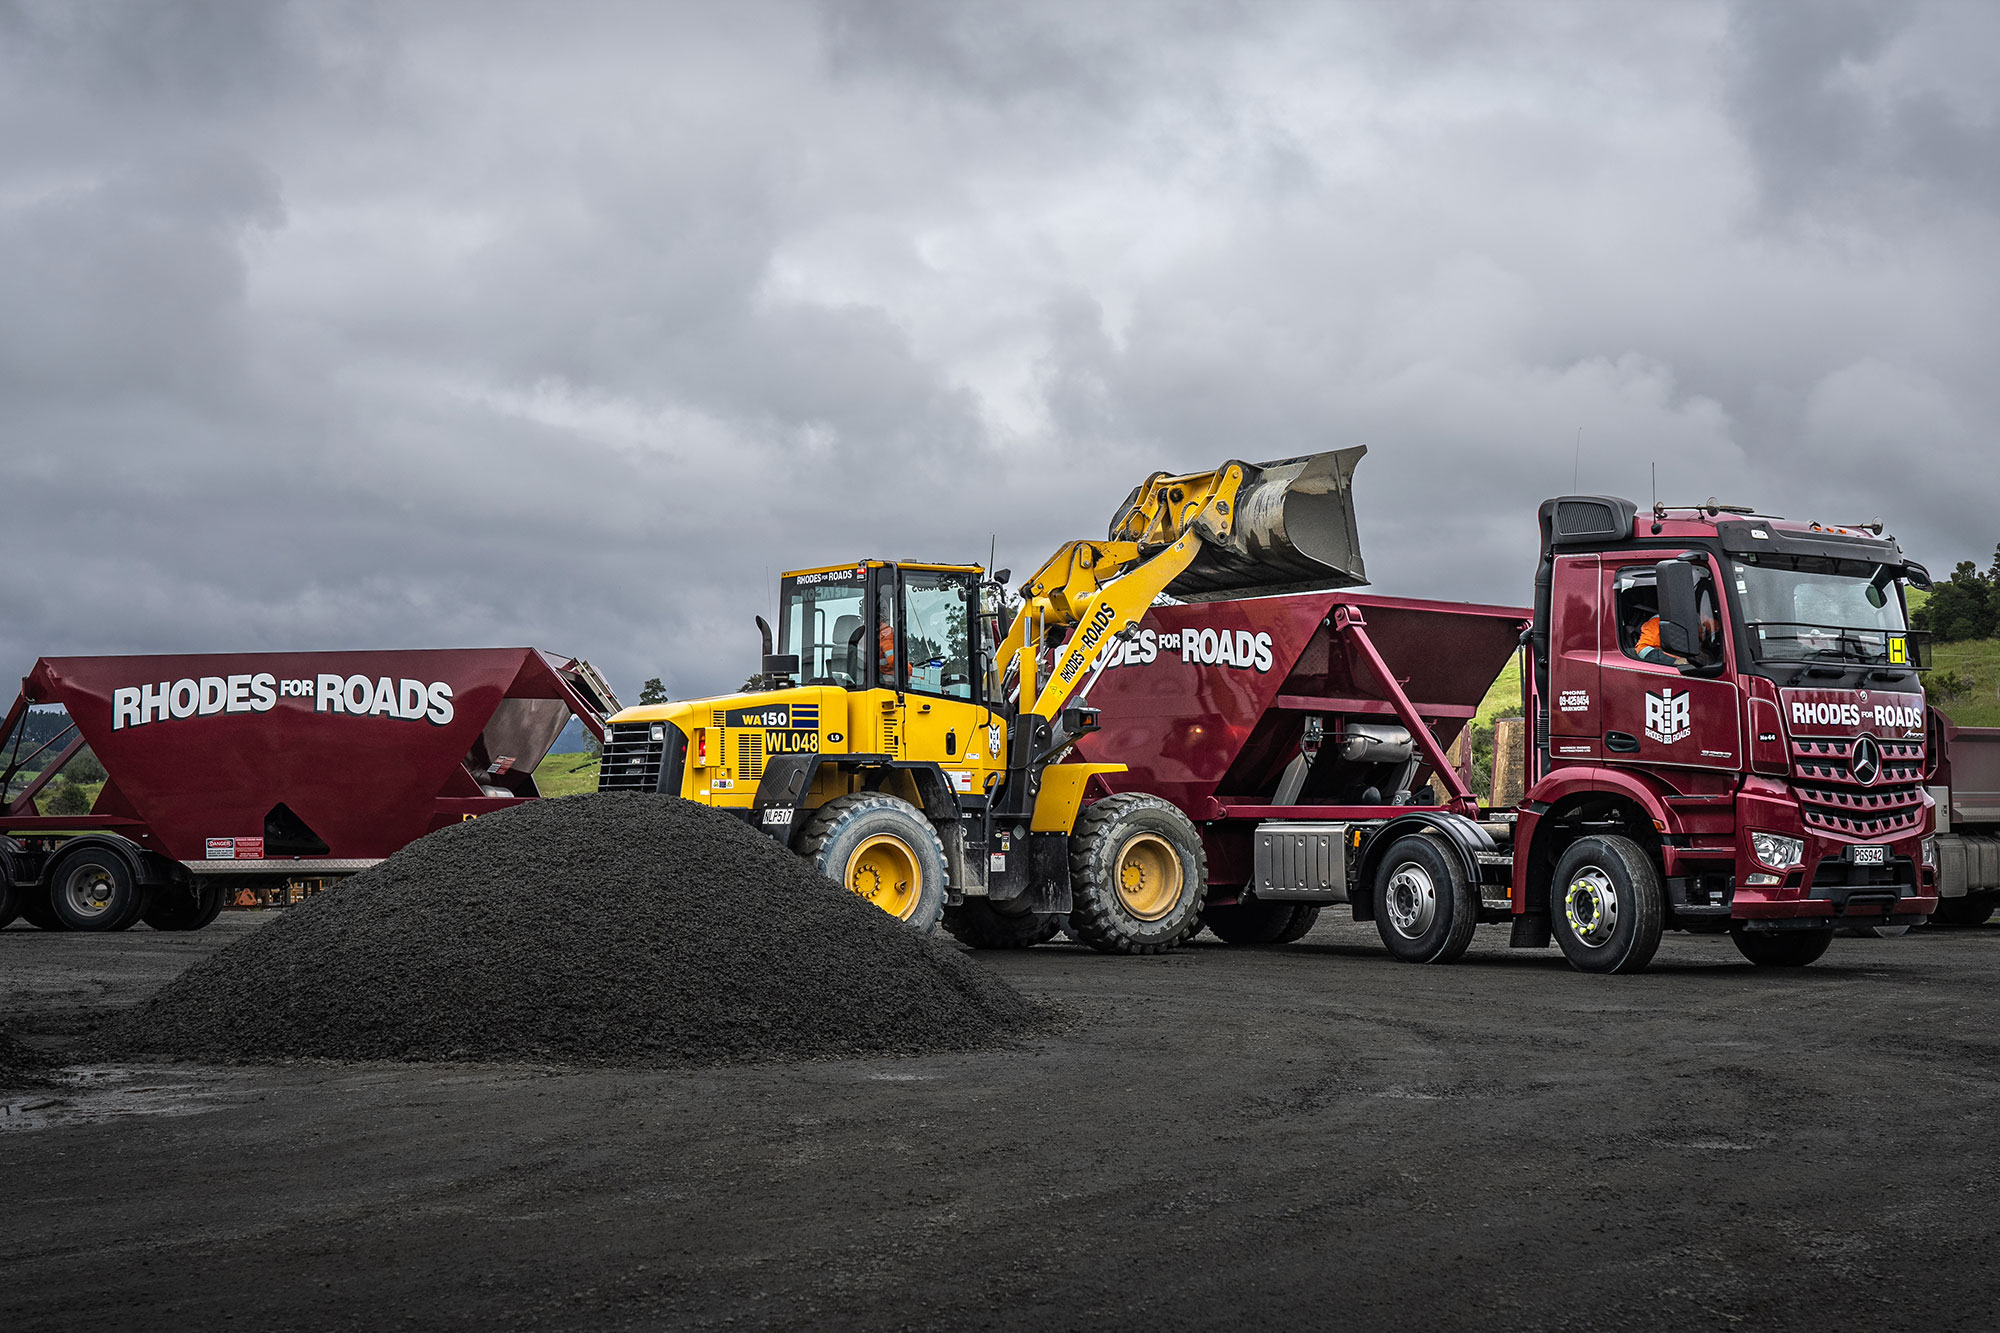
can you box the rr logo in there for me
[1645,688,1691,745]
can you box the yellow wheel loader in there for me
[599,448,1367,953]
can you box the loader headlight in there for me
[1750,831,1804,871]
[1921,836,1937,868]
[650,723,666,742]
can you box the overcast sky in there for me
[3,0,1996,702]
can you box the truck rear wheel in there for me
[1373,833,1478,964]
[48,850,144,932]
[1730,927,1834,967]
[799,793,947,935]
[941,898,1061,949]
[20,888,64,931]
[143,881,227,931]
[0,882,19,930]
[1274,904,1321,943]
[1067,793,1206,955]
[1546,835,1663,974]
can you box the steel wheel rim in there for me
[1384,861,1437,939]
[1563,867,1620,948]
[847,834,920,921]
[61,863,117,920]
[1114,832,1182,921]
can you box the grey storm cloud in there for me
[2,0,1996,701]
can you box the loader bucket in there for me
[1162,446,1368,602]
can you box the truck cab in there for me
[1519,496,1938,963]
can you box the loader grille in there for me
[598,722,685,795]
[737,731,764,780]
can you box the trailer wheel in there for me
[941,898,1062,949]
[20,888,65,931]
[1730,927,1834,967]
[1066,793,1206,955]
[1274,904,1322,943]
[47,850,144,932]
[143,881,227,931]
[799,793,947,935]
[1204,899,1317,945]
[1373,833,1478,964]
[1546,835,1663,974]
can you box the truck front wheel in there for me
[1729,927,1834,967]
[799,793,948,935]
[1372,833,1478,964]
[1547,835,1663,975]
[1067,793,1206,955]
[1932,893,1995,927]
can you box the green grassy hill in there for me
[1930,638,2000,728]
[534,753,601,797]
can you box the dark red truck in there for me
[1081,494,1938,972]
[0,650,614,931]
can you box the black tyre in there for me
[1067,793,1206,955]
[1273,903,1322,944]
[1204,899,1315,945]
[1372,833,1479,964]
[47,850,144,932]
[1730,927,1834,967]
[1547,835,1663,974]
[20,888,64,931]
[1932,893,1996,927]
[0,881,19,930]
[143,880,227,931]
[942,898,1062,949]
[799,793,947,935]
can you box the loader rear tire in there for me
[48,850,144,932]
[143,881,227,931]
[800,793,947,935]
[1205,899,1310,945]
[1066,793,1206,955]
[942,898,1061,949]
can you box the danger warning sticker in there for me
[205,837,264,860]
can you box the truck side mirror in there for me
[1902,560,1933,592]
[1654,559,1703,659]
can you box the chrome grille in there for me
[1792,737,1926,839]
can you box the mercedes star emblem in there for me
[1850,734,1882,786]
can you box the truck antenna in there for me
[988,533,996,579]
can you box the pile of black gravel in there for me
[102,794,1037,1068]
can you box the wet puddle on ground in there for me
[1,1066,249,1133]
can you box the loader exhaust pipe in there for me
[1145,446,1369,602]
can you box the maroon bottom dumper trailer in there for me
[1078,590,1530,950]
[0,649,615,932]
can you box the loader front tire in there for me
[942,898,1062,949]
[800,793,947,935]
[1066,793,1206,955]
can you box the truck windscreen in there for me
[1730,555,1910,666]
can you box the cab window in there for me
[778,569,869,688]
[1613,564,1723,668]
[902,569,974,700]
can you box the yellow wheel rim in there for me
[1114,832,1183,921]
[846,834,921,921]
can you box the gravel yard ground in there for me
[5,911,1998,1331]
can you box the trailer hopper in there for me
[0,648,616,931]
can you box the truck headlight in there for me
[1750,831,1804,870]
[1921,836,1937,868]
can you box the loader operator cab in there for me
[777,561,988,704]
